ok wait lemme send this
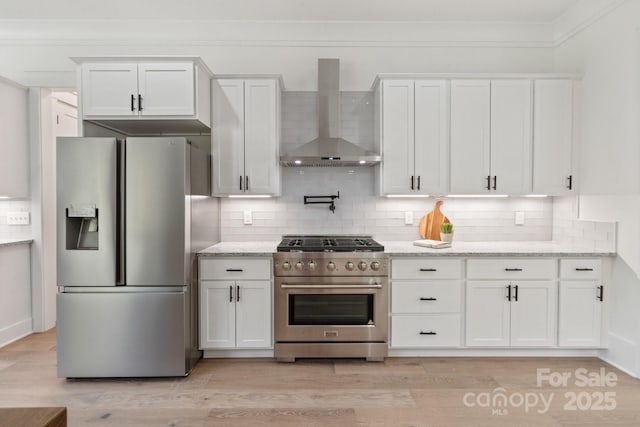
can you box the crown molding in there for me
[553,0,625,46]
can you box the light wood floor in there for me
[1,329,639,426]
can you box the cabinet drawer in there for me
[199,258,271,280]
[560,259,601,280]
[392,281,461,314]
[467,258,556,279]
[391,258,462,280]
[391,315,461,347]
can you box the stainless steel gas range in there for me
[273,235,389,362]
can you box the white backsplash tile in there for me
[552,196,617,251]
[220,168,554,242]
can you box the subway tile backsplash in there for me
[552,196,617,251]
[220,168,553,241]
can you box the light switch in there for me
[7,211,30,225]
[404,211,413,225]
[515,211,525,225]
[243,210,253,225]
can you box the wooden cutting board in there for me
[418,200,450,240]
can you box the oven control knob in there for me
[358,261,368,271]
[295,261,304,271]
[327,261,336,271]
[345,261,355,271]
[282,261,291,271]
[370,261,380,271]
[308,260,317,271]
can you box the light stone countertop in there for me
[0,238,33,248]
[198,240,615,257]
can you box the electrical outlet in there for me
[7,211,30,225]
[243,210,253,225]
[515,211,525,225]
[404,211,414,225]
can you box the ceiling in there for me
[0,0,581,22]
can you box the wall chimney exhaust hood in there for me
[280,59,381,167]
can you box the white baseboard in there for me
[388,348,600,357]
[203,349,274,358]
[0,318,33,348]
[598,333,639,379]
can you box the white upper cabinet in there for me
[450,80,491,194]
[533,79,575,195]
[77,58,211,133]
[450,79,532,194]
[490,80,532,194]
[212,78,281,196]
[137,63,195,116]
[81,63,138,117]
[377,79,448,195]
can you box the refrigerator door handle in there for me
[117,139,126,285]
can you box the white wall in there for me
[0,78,29,198]
[554,0,640,376]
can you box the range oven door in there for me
[274,276,388,343]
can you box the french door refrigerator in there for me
[56,136,213,377]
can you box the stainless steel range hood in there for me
[280,59,381,167]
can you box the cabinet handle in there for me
[419,297,437,301]
[236,285,240,302]
[419,268,437,272]
[513,285,519,302]
[486,175,491,190]
[505,268,523,272]
[597,285,604,302]
[229,285,233,302]
[567,175,573,190]
[419,331,437,335]
[239,176,243,191]
[492,176,497,190]
[506,284,512,301]
[138,94,143,111]
[575,268,594,271]
[130,94,135,111]
[410,176,414,190]
[417,176,421,191]
[226,269,243,272]
[245,176,249,191]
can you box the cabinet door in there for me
[466,281,510,347]
[510,281,556,347]
[243,79,280,195]
[200,281,236,349]
[533,80,574,195]
[558,281,602,347]
[380,80,415,194]
[138,63,195,116]
[414,80,448,194]
[490,80,532,194]
[212,79,246,195]
[450,80,491,194]
[81,63,138,117]
[235,281,272,348]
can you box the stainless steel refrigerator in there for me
[56,136,217,378]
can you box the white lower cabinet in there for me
[558,259,604,347]
[390,258,463,348]
[199,258,272,350]
[466,258,557,348]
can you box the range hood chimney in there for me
[280,59,381,167]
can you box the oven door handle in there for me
[279,283,382,289]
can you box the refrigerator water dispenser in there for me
[66,204,98,250]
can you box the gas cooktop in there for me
[277,235,384,252]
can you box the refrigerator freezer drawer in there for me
[57,291,190,378]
